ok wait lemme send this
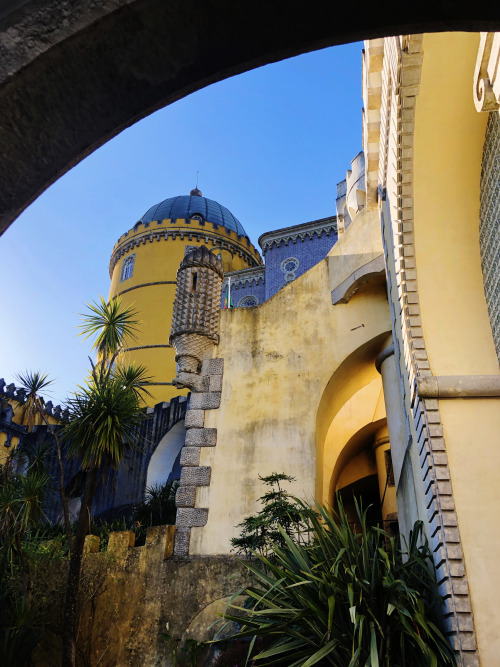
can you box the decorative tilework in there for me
[480,112,500,363]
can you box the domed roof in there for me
[138,193,248,238]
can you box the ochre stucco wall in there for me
[189,214,391,555]
[413,32,500,664]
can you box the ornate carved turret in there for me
[170,246,224,388]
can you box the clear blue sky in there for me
[0,42,363,404]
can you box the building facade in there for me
[1,31,499,666]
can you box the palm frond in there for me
[14,370,54,429]
[78,296,140,364]
[222,496,457,666]
[64,372,143,470]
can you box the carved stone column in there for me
[170,245,224,390]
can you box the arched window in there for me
[120,254,135,282]
[238,295,259,307]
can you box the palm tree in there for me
[14,370,74,550]
[15,370,53,431]
[61,296,150,667]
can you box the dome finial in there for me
[190,171,202,197]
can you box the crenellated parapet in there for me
[0,377,68,420]
[109,218,261,278]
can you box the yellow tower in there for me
[108,189,262,405]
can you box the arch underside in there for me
[1,1,500,233]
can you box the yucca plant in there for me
[133,480,179,529]
[222,498,456,666]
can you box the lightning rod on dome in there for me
[190,171,202,197]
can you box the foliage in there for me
[64,368,149,470]
[78,295,140,365]
[61,295,151,667]
[223,498,456,666]
[133,480,179,530]
[231,473,308,559]
[161,627,208,667]
[14,370,54,430]
[0,441,53,599]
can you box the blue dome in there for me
[139,194,248,238]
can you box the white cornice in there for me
[223,265,265,289]
[258,217,337,254]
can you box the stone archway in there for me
[2,1,500,233]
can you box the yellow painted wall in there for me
[413,32,500,664]
[0,399,59,464]
[108,218,262,405]
[188,217,391,554]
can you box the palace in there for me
[2,32,500,666]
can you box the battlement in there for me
[84,525,176,559]
[109,219,262,278]
[0,377,68,420]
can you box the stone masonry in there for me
[174,357,223,556]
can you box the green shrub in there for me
[223,498,456,666]
[231,473,308,560]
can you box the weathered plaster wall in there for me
[33,527,248,667]
[412,32,500,664]
[189,219,391,555]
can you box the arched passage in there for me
[316,331,398,526]
[1,2,500,233]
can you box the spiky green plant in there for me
[222,498,456,667]
[133,480,179,529]
[61,296,149,667]
[78,296,139,368]
[14,371,53,431]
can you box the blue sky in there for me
[0,42,363,404]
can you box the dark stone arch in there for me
[1,0,500,234]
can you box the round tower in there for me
[108,189,261,405]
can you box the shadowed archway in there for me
[1,0,500,233]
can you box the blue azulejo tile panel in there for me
[264,230,337,300]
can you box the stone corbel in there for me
[473,32,500,113]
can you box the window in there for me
[281,257,299,274]
[120,254,135,282]
[238,295,259,307]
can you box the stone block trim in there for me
[208,358,224,375]
[180,465,211,486]
[209,374,223,393]
[184,410,205,429]
[173,528,191,557]
[375,34,478,664]
[180,447,201,467]
[174,357,224,557]
[190,392,221,410]
[176,508,209,528]
[185,428,217,447]
[175,486,196,508]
